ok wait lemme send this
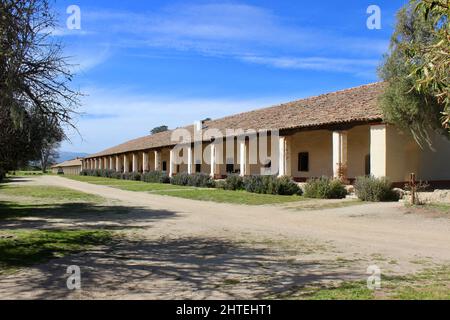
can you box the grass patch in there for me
[223,278,241,286]
[67,175,192,192]
[305,281,374,300]
[67,175,304,205]
[274,266,450,300]
[424,203,450,214]
[155,189,303,205]
[0,185,102,203]
[0,201,137,220]
[0,229,113,274]
[7,171,45,177]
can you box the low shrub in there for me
[223,175,244,190]
[170,173,215,188]
[243,175,269,194]
[243,175,301,196]
[111,172,123,180]
[121,172,141,181]
[141,171,170,184]
[304,177,347,199]
[189,173,215,188]
[272,176,303,196]
[354,176,399,202]
[80,169,115,178]
[170,172,191,186]
[80,170,88,176]
[214,180,226,189]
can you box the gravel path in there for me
[0,175,449,299]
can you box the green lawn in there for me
[425,203,450,214]
[0,185,138,220]
[154,189,303,205]
[7,171,51,177]
[67,175,193,191]
[0,185,102,202]
[273,266,450,300]
[66,175,305,205]
[0,229,112,275]
[0,184,121,274]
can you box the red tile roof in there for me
[87,82,384,158]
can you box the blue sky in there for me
[54,0,407,153]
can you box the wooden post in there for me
[410,173,416,205]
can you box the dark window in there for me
[162,161,167,171]
[365,154,371,176]
[177,165,180,173]
[298,152,309,172]
[226,164,234,173]
[196,163,202,173]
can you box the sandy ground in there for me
[0,175,449,300]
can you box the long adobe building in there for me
[83,82,450,186]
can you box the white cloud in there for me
[240,56,380,75]
[61,86,294,153]
[79,2,387,73]
[65,44,112,74]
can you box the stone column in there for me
[187,146,193,175]
[169,149,175,177]
[115,156,120,172]
[132,153,138,172]
[370,124,387,178]
[143,152,149,172]
[278,136,292,177]
[210,144,217,178]
[109,157,114,170]
[123,155,129,173]
[332,131,348,179]
[239,141,247,177]
[154,151,161,171]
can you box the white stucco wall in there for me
[371,124,450,183]
[289,130,333,179]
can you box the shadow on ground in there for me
[0,201,178,231]
[0,177,35,186]
[0,236,359,300]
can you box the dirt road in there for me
[0,175,449,299]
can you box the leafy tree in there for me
[29,111,64,172]
[378,1,448,147]
[410,0,449,128]
[150,125,169,135]
[0,0,78,172]
[40,140,60,173]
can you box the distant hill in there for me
[56,151,89,163]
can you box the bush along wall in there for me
[80,170,302,196]
[354,176,400,202]
[225,175,302,196]
[80,169,170,182]
[303,177,347,199]
[141,171,170,184]
[222,174,245,191]
[170,173,215,188]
